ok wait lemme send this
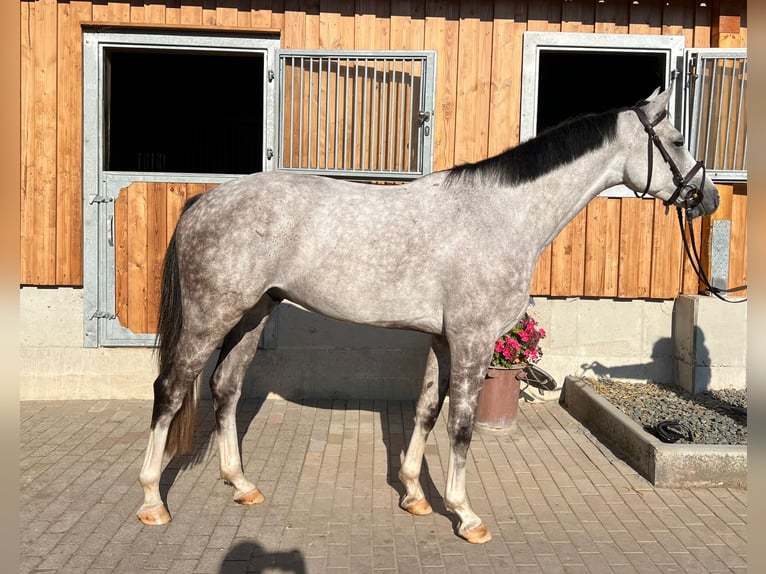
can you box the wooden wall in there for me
[21,0,748,300]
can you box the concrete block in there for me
[673,294,747,393]
[20,286,84,347]
[561,376,746,488]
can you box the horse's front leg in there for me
[443,340,493,544]
[210,298,275,506]
[399,335,450,515]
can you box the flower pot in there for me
[474,366,525,435]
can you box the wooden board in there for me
[21,0,59,285]
[583,197,620,297]
[617,198,655,298]
[453,2,493,165]
[114,182,216,334]
[728,184,747,296]
[423,0,459,171]
[56,1,92,285]
[550,210,586,296]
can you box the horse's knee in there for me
[449,421,474,459]
[416,403,440,433]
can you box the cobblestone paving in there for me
[20,398,747,573]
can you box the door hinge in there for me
[90,194,113,205]
[266,148,274,160]
[268,69,275,82]
[91,310,116,320]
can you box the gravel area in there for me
[582,377,747,445]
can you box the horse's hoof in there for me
[459,524,492,544]
[234,488,265,506]
[137,505,171,525]
[401,498,433,516]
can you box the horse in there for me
[136,88,719,543]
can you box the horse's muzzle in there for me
[685,183,720,219]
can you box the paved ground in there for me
[20,397,747,573]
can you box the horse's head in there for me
[623,87,719,219]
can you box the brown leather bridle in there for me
[631,105,705,212]
[631,106,747,301]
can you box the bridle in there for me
[630,105,705,213]
[631,105,747,302]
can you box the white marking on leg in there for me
[445,449,482,534]
[217,412,257,496]
[138,426,169,512]
[399,423,428,505]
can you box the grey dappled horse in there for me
[137,88,719,543]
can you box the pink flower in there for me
[490,313,546,368]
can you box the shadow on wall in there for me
[578,328,711,387]
[578,336,674,382]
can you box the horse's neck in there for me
[500,144,625,252]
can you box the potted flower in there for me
[491,314,546,368]
[475,314,546,435]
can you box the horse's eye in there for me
[673,139,685,148]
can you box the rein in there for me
[630,107,746,302]
[676,207,747,303]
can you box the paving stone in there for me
[20,399,747,573]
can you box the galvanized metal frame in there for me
[685,48,747,182]
[82,28,279,348]
[277,49,437,181]
[521,32,686,198]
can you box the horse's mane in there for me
[445,108,623,187]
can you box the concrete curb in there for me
[560,375,747,488]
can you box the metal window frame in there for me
[82,28,279,347]
[521,32,686,198]
[277,49,437,181]
[685,48,747,182]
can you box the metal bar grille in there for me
[278,50,436,181]
[687,49,747,181]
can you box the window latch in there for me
[418,110,431,136]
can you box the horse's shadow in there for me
[157,392,459,533]
[219,540,305,573]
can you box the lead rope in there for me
[676,206,747,303]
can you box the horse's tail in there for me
[152,195,205,457]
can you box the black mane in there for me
[445,108,622,187]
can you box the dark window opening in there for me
[105,49,264,174]
[536,51,666,133]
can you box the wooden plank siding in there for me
[21,0,748,305]
[114,182,216,333]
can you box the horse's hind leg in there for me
[210,296,277,506]
[138,331,220,525]
[399,335,450,516]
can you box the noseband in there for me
[631,106,705,212]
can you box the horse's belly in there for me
[280,291,444,335]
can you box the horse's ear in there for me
[638,86,672,120]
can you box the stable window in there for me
[105,49,265,174]
[686,48,747,181]
[277,50,437,181]
[521,32,685,197]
